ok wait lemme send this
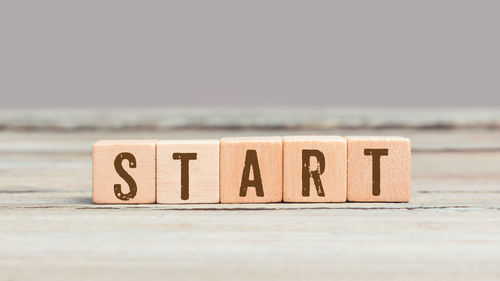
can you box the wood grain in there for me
[92,140,157,204]
[347,136,411,202]
[0,109,499,281]
[220,137,282,203]
[157,139,219,204]
[283,136,347,202]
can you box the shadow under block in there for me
[220,137,283,203]
[92,140,157,204]
[283,136,347,202]
[157,140,219,204]
[347,136,411,202]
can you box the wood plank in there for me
[0,207,499,281]
[0,108,499,130]
[0,110,499,281]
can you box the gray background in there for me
[1,0,498,108]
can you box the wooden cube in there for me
[92,140,157,204]
[347,136,411,202]
[157,139,219,204]
[220,137,282,203]
[283,136,347,202]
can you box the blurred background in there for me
[0,0,499,108]
[1,2,500,281]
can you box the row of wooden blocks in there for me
[92,136,411,204]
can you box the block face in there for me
[220,137,282,203]
[347,136,411,202]
[92,140,157,204]
[157,140,219,204]
[283,136,347,202]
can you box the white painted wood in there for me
[0,109,499,281]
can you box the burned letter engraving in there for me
[240,150,264,197]
[364,149,389,196]
[114,152,137,201]
[302,150,326,197]
[173,153,197,200]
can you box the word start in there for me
[92,136,410,204]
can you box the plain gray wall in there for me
[0,0,499,107]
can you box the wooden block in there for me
[92,140,157,204]
[157,139,219,204]
[220,136,282,203]
[347,136,411,202]
[283,136,347,202]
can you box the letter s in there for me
[113,152,137,201]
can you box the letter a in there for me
[239,150,264,197]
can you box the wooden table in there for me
[1,109,499,280]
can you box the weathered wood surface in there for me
[0,109,499,281]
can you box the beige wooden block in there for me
[220,137,282,203]
[283,136,347,202]
[157,139,219,204]
[347,136,411,202]
[92,140,157,204]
